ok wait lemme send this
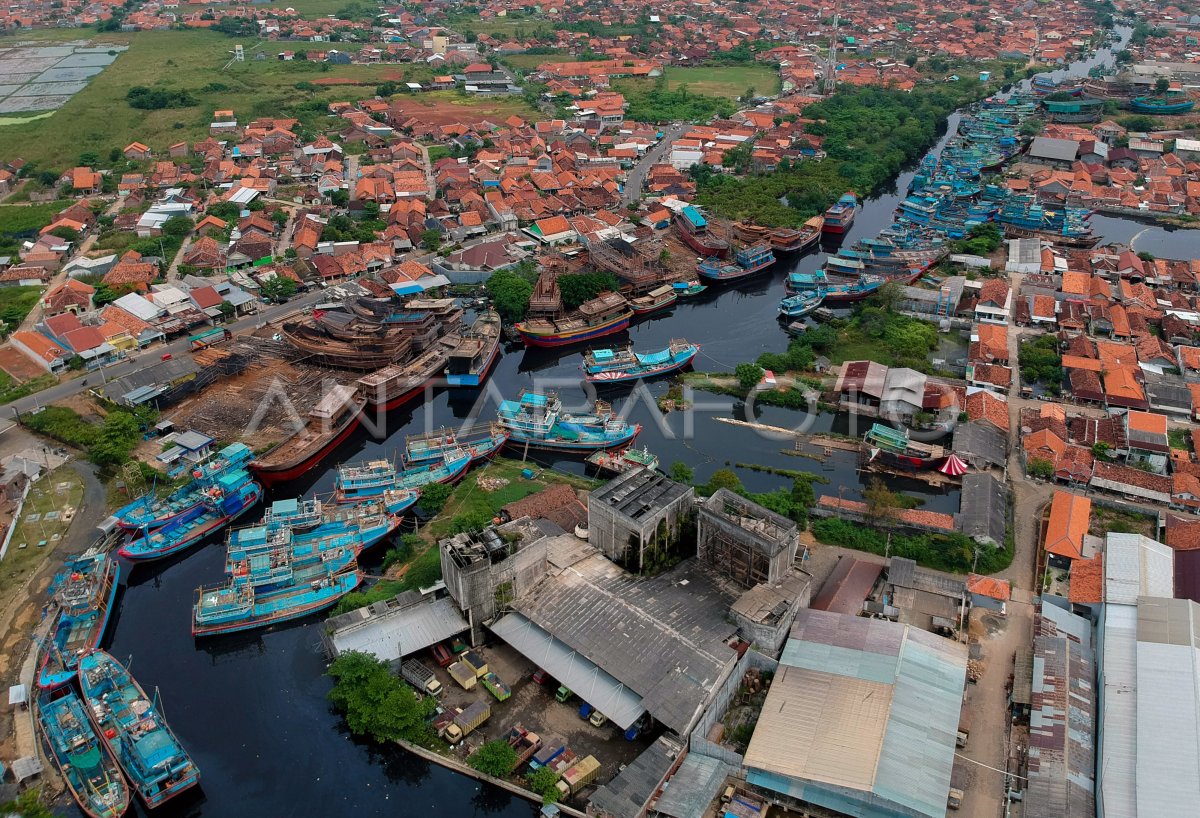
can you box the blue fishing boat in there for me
[404,423,509,465]
[227,505,401,570]
[262,497,325,531]
[334,449,471,503]
[114,442,254,530]
[581,339,699,384]
[671,280,707,297]
[1130,93,1194,114]
[118,479,262,562]
[37,550,120,690]
[192,557,361,637]
[696,243,775,282]
[778,292,824,319]
[77,650,199,808]
[823,193,858,233]
[36,689,131,818]
[497,391,639,453]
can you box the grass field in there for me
[0,202,69,237]
[504,52,573,70]
[662,65,780,99]
[443,12,549,37]
[0,467,85,602]
[0,29,467,169]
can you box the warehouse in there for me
[742,608,967,818]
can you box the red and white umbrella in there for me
[938,454,968,476]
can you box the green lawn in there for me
[0,29,438,169]
[0,467,85,605]
[504,53,573,70]
[444,12,549,37]
[0,373,58,405]
[0,286,46,332]
[0,203,69,237]
[662,65,780,99]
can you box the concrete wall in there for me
[688,649,779,772]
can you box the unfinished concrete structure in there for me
[697,489,798,590]
[439,519,550,645]
[587,468,694,573]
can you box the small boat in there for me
[114,443,254,530]
[334,449,471,502]
[819,276,886,304]
[697,243,775,282]
[671,280,707,297]
[673,205,729,258]
[586,446,660,475]
[251,385,365,487]
[118,480,262,562]
[444,309,502,388]
[497,391,640,453]
[35,689,131,818]
[262,496,325,531]
[778,292,824,319]
[77,651,200,808]
[862,423,945,471]
[192,560,362,637]
[357,339,456,411]
[768,216,824,253]
[582,339,699,384]
[404,423,509,465]
[514,292,632,348]
[823,193,858,234]
[38,550,120,690]
[628,285,678,315]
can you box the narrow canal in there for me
[90,22,1166,818]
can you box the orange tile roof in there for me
[1126,410,1167,435]
[966,573,1012,602]
[1067,554,1104,604]
[1044,491,1091,561]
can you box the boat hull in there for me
[251,415,363,487]
[516,315,631,348]
[445,338,500,388]
[118,483,263,562]
[35,691,131,818]
[192,572,363,637]
[504,425,639,453]
[584,347,698,384]
[37,559,121,690]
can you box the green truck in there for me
[481,671,511,702]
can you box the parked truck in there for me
[401,659,443,696]
[481,671,511,702]
[461,650,489,678]
[448,661,477,691]
[555,755,601,797]
[504,724,542,771]
[443,701,491,745]
[529,741,566,771]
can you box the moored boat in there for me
[334,448,471,502]
[77,650,199,808]
[862,423,945,471]
[357,339,454,411]
[585,446,660,475]
[38,550,120,690]
[514,292,632,348]
[251,385,366,487]
[823,193,858,234]
[778,292,824,319]
[628,285,678,315]
[118,480,262,562]
[444,309,502,388]
[671,280,707,297]
[1129,92,1194,114]
[404,423,509,465]
[696,243,775,282]
[769,216,824,253]
[497,391,639,453]
[582,339,699,384]
[114,443,254,531]
[35,689,131,818]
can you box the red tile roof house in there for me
[41,278,94,316]
[1042,490,1091,569]
[973,279,1011,324]
[1089,460,1172,505]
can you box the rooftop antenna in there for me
[827,0,841,93]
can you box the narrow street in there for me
[621,122,687,205]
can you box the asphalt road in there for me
[2,288,330,421]
[621,122,688,205]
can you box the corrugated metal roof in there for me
[654,754,735,818]
[1104,533,1174,604]
[1099,603,1138,818]
[329,596,468,663]
[589,734,684,818]
[490,612,645,730]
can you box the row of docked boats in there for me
[37,648,198,817]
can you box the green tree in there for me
[702,468,743,495]
[260,276,298,303]
[1028,458,1054,479]
[468,740,519,777]
[329,189,350,207]
[526,767,561,804]
[218,301,236,319]
[669,461,694,484]
[735,362,764,390]
[1091,441,1111,459]
[327,652,435,744]
[0,790,56,818]
[270,209,289,226]
[416,481,454,515]
[485,268,534,323]
[362,200,381,219]
[421,229,442,251]
[162,215,194,237]
[78,151,99,167]
[557,271,619,310]
[863,477,902,529]
[1155,77,1169,96]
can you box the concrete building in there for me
[587,468,694,573]
[439,520,550,645]
[697,489,798,590]
[743,608,968,818]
